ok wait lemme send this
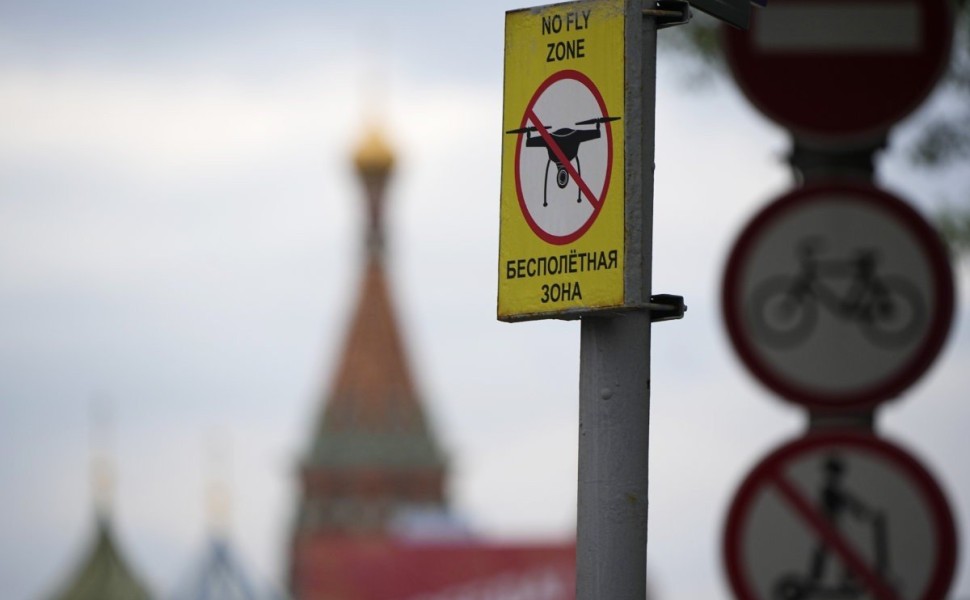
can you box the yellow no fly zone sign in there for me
[498,0,626,322]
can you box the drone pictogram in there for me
[507,116,620,207]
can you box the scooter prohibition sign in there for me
[507,69,619,245]
[724,432,957,600]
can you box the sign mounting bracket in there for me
[689,0,765,29]
[645,0,693,29]
[645,294,687,322]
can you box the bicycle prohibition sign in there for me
[722,183,954,412]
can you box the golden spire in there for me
[353,123,396,177]
[352,122,397,256]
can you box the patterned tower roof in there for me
[48,516,153,600]
[292,123,448,539]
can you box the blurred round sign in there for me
[721,182,954,411]
[724,431,957,600]
[723,0,953,147]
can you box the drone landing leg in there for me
[575,157,582,203]
[543,159,551,207]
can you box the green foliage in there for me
[911,5,970,257]
[936,206,970,255]
[910,116,970,167]
[658,12,724,86]
[910,5,970,169]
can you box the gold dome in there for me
[353,124,396,175]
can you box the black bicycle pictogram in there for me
[748,238,926,349]
[773,456,896,600]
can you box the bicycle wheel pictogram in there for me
[747,241,927,351]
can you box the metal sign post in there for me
[577,3,655,599]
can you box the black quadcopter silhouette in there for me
[507,116,620,207]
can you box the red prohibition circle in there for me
[724,431,958,600]
[513,69,615,245]
[721,181,955,412]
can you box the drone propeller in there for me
[575,116,622,126]
[505,125,550,134]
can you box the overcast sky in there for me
[1,2,968,599]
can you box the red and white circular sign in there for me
[510,69,617,245]
[723,0,953,146]
[724,431,957,600]
[722,182,954,412]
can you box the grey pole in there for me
[576,3,657,599]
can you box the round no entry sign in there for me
[722,182,954,411]
[724,432,957,600]
[723,0,954,146]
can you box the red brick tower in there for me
[290,124,450,596]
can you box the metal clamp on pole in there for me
[645,0,692,29]
[645,294,687,322]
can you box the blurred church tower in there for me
[46,405,153,600]
[170,436,281,600]
[288,123,451,596]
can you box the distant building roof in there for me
[48,516,153,600]
[172,537,282,600]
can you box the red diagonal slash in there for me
[770,471,902,600]
[525,108,602,209]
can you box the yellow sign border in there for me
[498,0,627,322]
